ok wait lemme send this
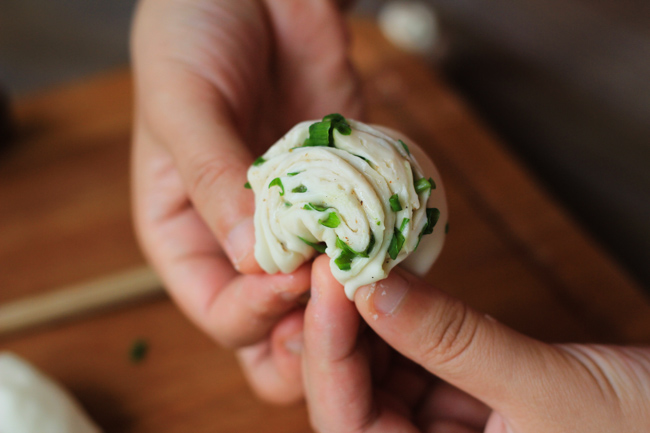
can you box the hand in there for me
[303,255,650,432]
[131,0,361,403]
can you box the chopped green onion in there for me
[324,113,352,135]
[253,156,266,166]
[303,114,352,148]
[333,237,360,270]
[303,203,329,212]
[287,172,301,176]
[334,254,353,271]
[353,154,372,164]
[388,227,405,260]
[268,178,285,196]
[333,233,374,271]
[429,177,437,189]
[320,212,341,228]
[389,194,402,212]
[334,243,354,270]
[399,139,410,156]
[298,236,327,253]
[244,181,252,189]
[445,222,449,234]
[129,338,148,363]
[423,208,440,235]
[388,218,410,260]
[303,120,332,147]
[336,237,355,254]
[336,236,369,259]
[415,207,441,250]
[414,178,432,194]
[292,185,307,193]
[364,232,376,256]
[284,201,292,208]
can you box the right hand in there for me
[131,0,362,403]
[303,255,650,432]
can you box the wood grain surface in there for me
[1,20,649,432]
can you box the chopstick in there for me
[0,266,163,337]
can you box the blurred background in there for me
[1,0,648,291]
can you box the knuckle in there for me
[187,155,232,201]
[248,288,283,322]
[418,299,480,368]
[210,287,285,349]
[212,323,252,350]
[207,315,238,349]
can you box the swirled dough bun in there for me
[248,115,448,299]
[0,353,101,433]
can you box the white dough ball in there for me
[248,116,448,299]
[0,353,101,433]
[379,1,440,55]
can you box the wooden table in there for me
[1,20,649,432]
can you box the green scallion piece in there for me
[333,234,374,270]
[445,222,449,234]
[399,139,410,156]
[320,212,341,228]
[268,177,284,196]
[400,218,410,232]
[244,181,252,189]
[353,153,373,165]
[336,236,368,258]
[303,114,352,148]
[334,254,353,271]
[129,338,148,363]
[415,207,441,250]
[389,194,402,212]
[334,238,357,270]
[287,172,301,177]
[298,236,327,253]
[324,113,352,135]
[284,201,292,208]
[336,237,352,253]
[364,232,376,256]
[429,177,437,189]
[303,120,332,147]
[253,156,266,166]
[414,177,432,194]
[303,203,329,212]
[423,208,440,235]
[388,227,405,260]
[292,185,307,193]
[388,218,410,260]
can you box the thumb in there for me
[353,269,565,415]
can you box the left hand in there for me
[131,0,361,404]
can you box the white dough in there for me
[248,118,448,299]
[0,353,101,433]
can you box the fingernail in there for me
[224,217,255,269]
[284,332,303,355]
[373,273,409,315]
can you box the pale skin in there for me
[131,0,650,430]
